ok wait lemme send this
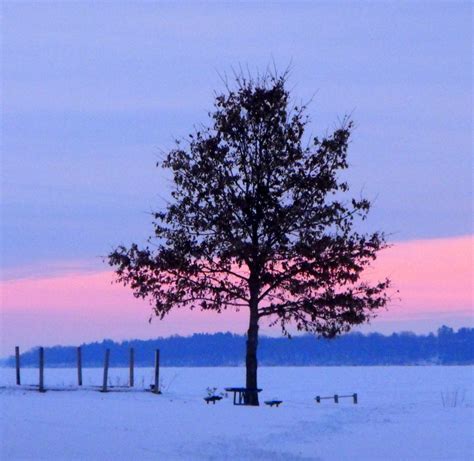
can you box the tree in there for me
[109,70,391,405]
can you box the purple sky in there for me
[0,2,472,353]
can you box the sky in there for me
[0,2,472,356]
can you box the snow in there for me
[1,366,473,460]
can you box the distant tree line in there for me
[3,326,473,367]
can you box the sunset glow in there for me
[1,235,472,355]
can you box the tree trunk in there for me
[245,305,260,406]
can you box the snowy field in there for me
[1,366,473,460]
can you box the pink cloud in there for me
[372,235,473,318]
[1,235,472,355]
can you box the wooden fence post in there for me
[39,347,45,392]
[102,349,110,392]
[153,349,160,394]
[334,394,338,403]
[77,347,82,386]
[15,346,21,385]
[353,393,358,404]
[129,348,134,387]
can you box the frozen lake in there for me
[1,366,473,460]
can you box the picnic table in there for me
[224,387,262,405]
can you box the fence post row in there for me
[11,346,357,405]
[15,346,21,385]
[13,346,167,395]
[102,349,110,392]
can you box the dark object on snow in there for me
[77,347,83,387]
[101,349,110,393]
[149,384,162,394]
[39,347,46,393]
[129,348,134,387]
[225,387,262,405]
[15,346,21,385]
[264,400,283,407]
[204,396,223,404]
[153,349,160,394]
[315,393,358,404]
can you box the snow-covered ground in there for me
[1,366,472,460]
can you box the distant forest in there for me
[3,326,473,367]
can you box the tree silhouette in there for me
[109,70,391,405]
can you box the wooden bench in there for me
[315,393,358,404]
[264,400,283,407]
[204,395,222,404]
[224,387,262,405]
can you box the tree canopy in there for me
[109,70,392,404]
